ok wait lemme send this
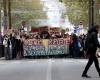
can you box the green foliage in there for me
[61,0,100,26]
[11,12,47,27]
[94,0,100,25]
[10,0,47,28]
[61,0,89,27]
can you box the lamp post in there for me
[89,0,94,28]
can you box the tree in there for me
[94,0,100,25]
[61,0,89,27]
[10,0,47,28]
[61,0,100,27]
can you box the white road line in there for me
[0,62,6,64]
[27,60,37,63]
[0,61,11,64]
[0,60,38,64]
[11,61,22,64]
[78,60,88,63]
[62,59,74,63]
[46,59,52,80]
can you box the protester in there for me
[79,34,86,58]
[8,34,16,59]
[3,35,10,60]
[69,34,74,58]
[16,35,21,59]
[20,36,24,58]
[40,31,51,39]
[71,34,82,58]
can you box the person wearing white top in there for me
[3,37,9,60]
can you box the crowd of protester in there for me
[0,29,88,60]
[3,33,24,60]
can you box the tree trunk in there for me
[3,0,7,30]
[8,0,11,29]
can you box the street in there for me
[0,58,100,80]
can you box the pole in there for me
[0,6,2,30]
[89,0,94,28]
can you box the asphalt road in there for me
[0,58,100,80]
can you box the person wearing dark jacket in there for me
[71,34,81,58]
[8,34,16,59]
[82,25,100,78]
[20,36,24,58]
[40,31,50,39]
[16,38,21,59]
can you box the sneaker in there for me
[82,74,91,78]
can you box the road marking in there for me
[12,60,25,63]
[0,60,38,64]
[27,60,37,63]
[46,59,52,80]
[0,62,6,64]
[62,59,74,63]
[0,61,11,64]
